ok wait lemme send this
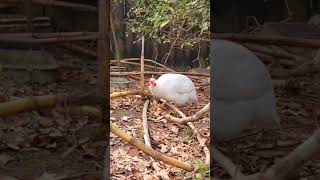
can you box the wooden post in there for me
[98,0,109,179]
[24,0,33,32]
[140,36,145,93]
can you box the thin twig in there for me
[142,100,152,147]
[165,102,210,165]
[164,103,210,123]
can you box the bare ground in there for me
[110,79,210,179]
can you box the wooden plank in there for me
[0,32,97,44]
[3,0,97,12]
[0,16,50,24]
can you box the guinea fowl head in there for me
[147,77,157,93]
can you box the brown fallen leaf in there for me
[170,125,179,134]
[127,146,140,157]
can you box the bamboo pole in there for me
[111,71,210,77]
[0,95,61,117]
[140,36,145,94]
[113,58,175,72]
[110,60,167,72]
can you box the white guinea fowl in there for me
[212,39,281,140]
[147,74,198,105]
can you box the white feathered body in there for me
[149,74,197,105]
[212,39,281,140]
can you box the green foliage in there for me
[126,0,209,48]
[194,159,210,178]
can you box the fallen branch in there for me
[262,130,320,180]
[0,91,103,117]
[110,123,194,172]
[165,102,210,165]
[110,90,150,99]
[59,104,193,172]
[216,130,320,180]
[164,103,210,123]
[142,100,152,147]
[212,148,245,179]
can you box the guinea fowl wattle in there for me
[147,74,198,105]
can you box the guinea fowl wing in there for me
[174,76,195,95]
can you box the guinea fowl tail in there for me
[191,94,198,103]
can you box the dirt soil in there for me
[0,46,105,180]
[110,77,210,179]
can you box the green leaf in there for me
[168,7,175,14]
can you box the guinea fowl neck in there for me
[150,81,160,95]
